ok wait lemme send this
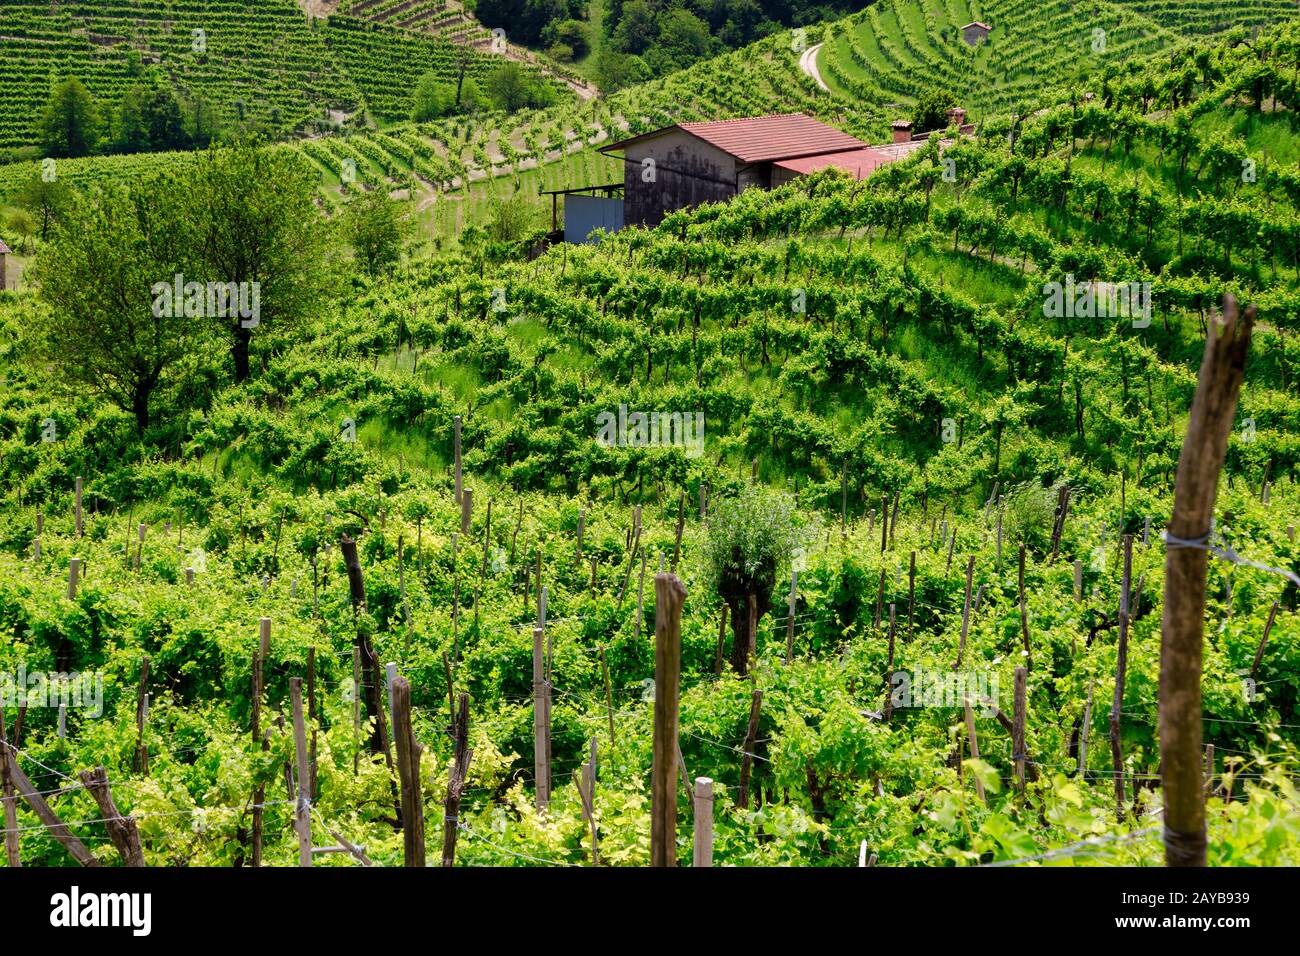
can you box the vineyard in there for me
[814,0,1300,123]
[0,0,568,153]
[0,19,1297,875]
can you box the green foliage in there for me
[344,190,413,278]
[39,78,100,159]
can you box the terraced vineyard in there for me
[814,0,1300,126]
[0,0,570,153]
[0,23,1297,874]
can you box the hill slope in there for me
[0,23,1296,866]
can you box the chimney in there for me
[946,107,966,127]
[891,119,913,144]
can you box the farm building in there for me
[549,111,975,241]
[961,21,991,45]
[599,113,869,228]
[0,239,9,291]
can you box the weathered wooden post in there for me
[954,555,975,669]
[1250,601,1280,679]
[134,657,149,776]
[1110,535,1134,820]
[576,737,599,866]
[1161,295,1253,867]
[66,558,81,600]
[1013,666,1027,795]
[391,676,425,867]
[461,487,473,536]
[289,677,312,867]
[962,698,987,804]
[78,767,144,867]
[650,572,686,867]
[0,712,21,866]
[737,689,762,809]
[692,777,714,867]
[533,626,550,810]
[442,692,473,867]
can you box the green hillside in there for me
[0,22,1297,867]
[0,0,566,153]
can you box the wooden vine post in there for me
[693,777,714,867]
[78,767,144,867]
[1109,535,1134,821]
[442,692,473,867]
[533,626,550,811]
[576,737,599,866]
[289,677,312,868]
[0,711,21,866]
[650,572,686,867]
[390,676,425,867]
[1012,667,1027,796]
[736,689,762,809]
[1160,294,1253,868]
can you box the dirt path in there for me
[799,42,829,93]
[299,0,340,17]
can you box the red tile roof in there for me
[603,113,867,165]
[962,21,991,30]
[773,148,895,180]
[0,240,10,255]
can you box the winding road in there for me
[799,42,829,93]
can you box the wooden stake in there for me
[461,487,473,536]
[533,626,550,810]
[442,692,473,867]
[134,657,149,776]
[954,555,974,670]
[1012,667,1027,795]
[1110,535,1134,821]
[78,767,143,867]
[737,690,762,810]
[1249,601,1280,679]
[650,573,686,867]
[576,736,598,866]
[575,507,585,570]
[289,678,312,867]
[0,711,21,867]
[1160,294,1253,867]
[692,777,713,867]
[2,738,99,866]
[66,558,81,600]
[962,698,986,804]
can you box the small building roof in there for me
[962,21,991,30]
[0,240,10,255]
[773,148,896,180]
[891,119,913,128]
[601,113,867,165]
